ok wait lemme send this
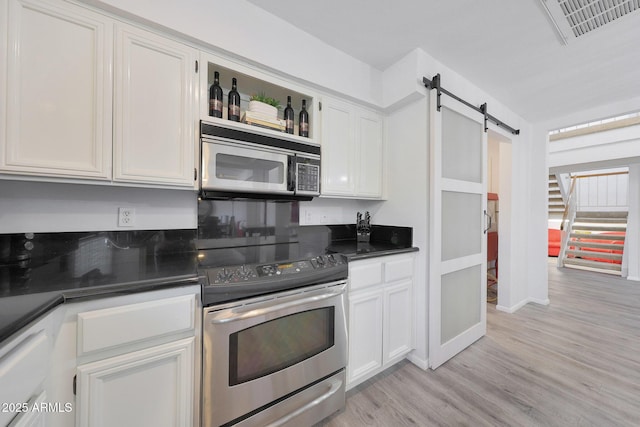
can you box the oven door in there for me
[202,281,347,427]
[201,138,294,196]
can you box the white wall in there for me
[496,138,513,311]
[299,197,384,226]
[626,164,640,281]
[374,97,429,368]
[0,180,197,233]
[549,123,640,172]
[82,0,382,106]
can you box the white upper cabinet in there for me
[320,98,356,196]
[1,0,198,188]
[356,110,384,198]
[2,0,113,179]
[113,24,197,187]
[320,95,385,199]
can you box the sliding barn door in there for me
[428,94,487,369]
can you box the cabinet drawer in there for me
[0,330,49,426]
[349,261,383,291]
[77,294,195,356]
[384,256,414,282]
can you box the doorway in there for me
[487,128,513,310]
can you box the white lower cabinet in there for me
[347,253,414,389]
[0,316,52,427]
[7,391,48,427]
[76,338,195,427]
[347,289,384,382]
[31,285,201,427]
[71,288,199,427]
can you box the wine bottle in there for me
[228,78,240,122]
[283,96,294,134]
[209,71,223,118]
[299,99,309,137]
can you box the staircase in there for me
[548,174,565,219]
[562,211,627,274]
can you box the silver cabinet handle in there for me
[211,288,344,324]
[265,377,343,427]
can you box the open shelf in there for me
[202,56,317,141]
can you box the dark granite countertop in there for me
[0,230,198,343]
[300,224,419,261]
[1,224,417,344]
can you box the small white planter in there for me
[248,100,278,118]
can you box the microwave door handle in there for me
[288,155,297,193]
[210,288,344,324]
[265,377,344,427]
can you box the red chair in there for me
[548,229,561,257]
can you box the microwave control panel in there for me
[295,157,320,194]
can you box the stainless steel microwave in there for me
[200,121,321,200]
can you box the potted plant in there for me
[248,93,281,119]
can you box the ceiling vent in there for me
[539,0,640,44]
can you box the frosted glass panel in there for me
[442,107,483,183]
[442,191,482,261]
[441,265,481,343]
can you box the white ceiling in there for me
[246,0,640,124]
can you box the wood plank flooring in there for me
[318,261,640,426]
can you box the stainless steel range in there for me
[197,199,348,427]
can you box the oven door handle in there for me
[210,288,344,324]
[265,377,343,427]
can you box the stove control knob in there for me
[236,265,251,280]
[217,268,233,283]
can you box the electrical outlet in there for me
[305,210,313,224]
[118,207,135,227]
[320,214,328,224]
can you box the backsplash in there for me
[0,229,196,297]
[0,180,198,233]
[299,197,384,225]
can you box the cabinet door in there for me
[0,329,49,426]
[2,0,112,179]
[383,280,413,365]
[347,289,383,386]
[8,391,47,427]
[77,337,195,427]
[356,111,384,198]
[320,97,355,196]
[114,24,196,187]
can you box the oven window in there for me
[229,307,335,386]
[216,153,285,184]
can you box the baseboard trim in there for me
[627,276,640,282]
[529,297,550,306]
[496,296,550,313]
[406,353,429,370]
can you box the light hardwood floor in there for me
[319,261,640,426]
